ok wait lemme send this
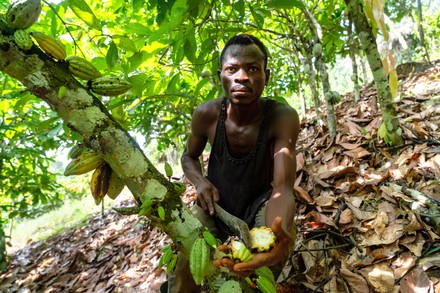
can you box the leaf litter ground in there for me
[1,60,440,292]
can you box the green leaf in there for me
[164,161,173,178]
[166,255,178,273]
[158,206,166,221]
[265,0,306,9]
[67,0,102,31]
[377,122,391,145]
[233,0,245,18]
[184,24,197,63]
[139,200,154,216]
[106,41,119,69]
[113,35,138,53]
[249,5,265,28]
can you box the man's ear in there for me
[265,69,270,85]
[217,69,221,84]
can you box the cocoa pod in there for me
[202,230,218,249]
[230,240,252,262]
[312,43,323,57]
[189,238,210,285]
[106,170,125,199]
[30,31,66,60]
[90,163,111,205]
[88,76,132,96]
[6,0,41,30]
[13,30,33,50]
[66,56,102,80]
[255,275,276,293]
[250,226,276,252]
[64,151,105,176]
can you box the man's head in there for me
[220,34,268,70]
[218,34,270,105]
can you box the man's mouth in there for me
[232,86,251,92]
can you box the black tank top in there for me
[207,98,274,226]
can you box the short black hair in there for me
[220,34,268,69]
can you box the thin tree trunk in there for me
[288,52,306,114]
[347,18,360,103]
[416,0,430,62]
[302,7,336,138]
[345,0,403,146]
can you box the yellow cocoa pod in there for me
[6,0,41,30]
[90,163,111,205]
[66,56,102,80]
[106,170,125,199]
[189,238,210,285]
[30,31,66,60]
[250,226,276,252]
[63,151,105,176]
[88,76,132,96]
[14,30,33,50]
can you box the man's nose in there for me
[234,68,249,82]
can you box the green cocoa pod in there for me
[13,29,33,50]
[256,275,276,293]
[88,76,132,96]
[255,266,275,284]
[68,143,85,159]
[231,240,252,262]
[202,230,218,249]
[66,56,102,80]
[312,43,323,57]
[6,0,41,30]
[303,63,310,73]
[189,238,210,285]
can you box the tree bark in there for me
[344,0,404,146]
[302,7,336,137]
[347,18,360,103]
[416,0,430,62]
[0,27,202,258]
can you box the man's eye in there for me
[226,67,235,72]
[248,67,258,73]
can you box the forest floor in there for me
[0,59,439,293]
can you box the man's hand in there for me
[196,179,220,216]
[213,217,291,278]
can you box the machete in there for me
[214,203,252,247]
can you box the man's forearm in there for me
[181,154,206,187]
[266,190,296,238]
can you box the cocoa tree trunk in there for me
[302,6,336,138]
[0,25,202,258]
[347,17,361,103]
[344,0,404,146]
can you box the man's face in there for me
[218,44,270,105]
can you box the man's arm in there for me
[181,102,220,215]
[266,104,299,238]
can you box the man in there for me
[168,34,299,292]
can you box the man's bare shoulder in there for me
[193,98,223,121]
[269,100,300,138]
[271,100,299,119]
